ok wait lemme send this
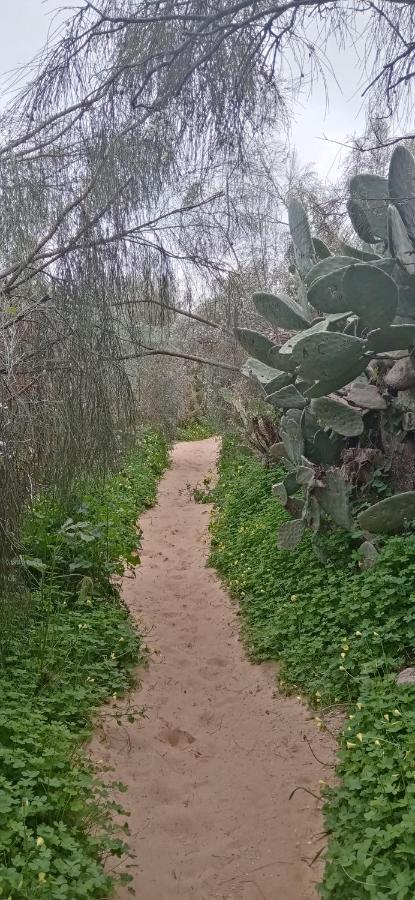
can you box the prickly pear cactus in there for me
[237,145,415,550]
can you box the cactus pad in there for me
[253,291,310,330]
[358,491,415,534]
[310,397,364,436]
[388,145,415,239]
[277,518,305,551]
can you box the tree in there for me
[0,0,414,564]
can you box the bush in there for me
[210,435,415,899]
[0,430,168,899]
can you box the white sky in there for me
[1,1,366,179]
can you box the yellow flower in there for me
[374,739,381,746]
[349,714,355,719]
[341,644,349,652]
[38,872,47,883]
[356,702,363,710]
[356,733,364,742]
[290,594,299,602]
[384,713,390,722]
[340,652,346,658]
[339,665,346,671]
[119,637,125,643]
[393,709,402,717]
[346,741,356,749]
[355,631,362,637]
[36,836,45,847]
[112,692,117,700]
[315,691,321,698]
[110,652,116,660]
[373,631,379,637]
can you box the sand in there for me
[93,437,334,900]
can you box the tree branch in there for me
[122,347,240,372]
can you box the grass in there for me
[0,430,168,900]
[209,435,415,899]
[176,416,216,441]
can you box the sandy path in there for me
[95,438,334,900]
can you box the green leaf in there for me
[235,328,277,365]
[280,415,304,466]
[277,518,305,551]
[345,374,386,410]
[358,492,415,534]
[263,372,293,395]
[267,384,306,409]
[304,256,356,288]
[268,441,288,462]
[313,237,331,260]
[241,357,282,385]
[307,267,350,314]
[366,325,415,353]
[316,468,352,529]
[290,331,365,381]
[358,541,379,570]
[272,482,288,505]
[342,263,398,329]
[388,144,415,239]
[339,240,381,262]
[253,291,310,330]
[387,204,415,276]
[349,173,389,242]
[287,195,315,274]
[304,357,369,398]
[279,317,331,357]
[348,197,377,244]
[310,397,364,437]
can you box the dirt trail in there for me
[95,438,335,900]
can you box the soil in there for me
[93,437,335,900]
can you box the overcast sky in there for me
[1,1,366,179]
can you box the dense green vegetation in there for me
[210,435,415,899]
[0,431,168,900]
[176,416,217,441]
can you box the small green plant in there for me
[0,429,168,899]
[210,435,415,898]
[176,416,216,441]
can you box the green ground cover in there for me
[210,435,415,899]
[0,430,168,900]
